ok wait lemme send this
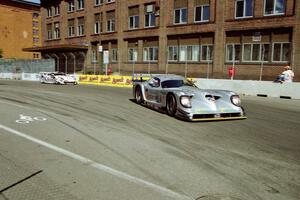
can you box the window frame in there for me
[145,12,156,28]
[271,42,290,63]
[54,5,60,16]
[201,45,213,62]
[242,43,270,62]
[179,45,200,62]
[168,46,179,61]
[47,30,52,40]
[129,15,139,30]
[107,19,115,32]
[95,0,103,6]
[264,0,285,16]
[94,21,100,34]
[128,48,138,62]
[53,22,60,39]
[194,4,210,23]
[235,0,253,19]
[174,7,188,24]
[77,0,85,10]
[68,26,75,37]
[68,0,75,12]
[47,7,52,17]
[143,47,159,62]
[226,44,241,62]
[111,48,118,62]
[77,22,85,36]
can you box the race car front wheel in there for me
[166,94,177,116]
[135,87,144,104]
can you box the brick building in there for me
[27,0,300,81]
[0,0,41,59]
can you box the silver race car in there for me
[132,74,246,121]
[40,72,78,85]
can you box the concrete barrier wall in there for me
[21,73,41,81]
[194,79,300,99]
[1,73,299,99]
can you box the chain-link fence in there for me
[0,59,55,73]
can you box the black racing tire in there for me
[135,86,144,104]
[166,94,177,116]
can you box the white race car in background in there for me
[40,72,78,85]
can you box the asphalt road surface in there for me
[0,80,299,200]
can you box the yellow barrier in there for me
[79,75,133,88]
[79,75,196,88]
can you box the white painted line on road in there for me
[0,124,192,200]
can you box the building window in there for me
[194,5,210,22]
[145,4,155,28]
[179,45,200,62]
[33,53,39,59]
[168,46,179,61]
[226,44,241,62]
[95,0,103,6]
[128,48,137,62]
[68,26,75,37]
[107,0,115,3]
[106,11,115,32]
[174,8,187,24]
[111,49,118,62]
[145,13,155,28]
[47,8,52,17]
[68,19,75,37]
[91,50,98,63]
[94,22,100,34]
[77,17,85,36]
[272,42,290,62]
[77,0,84,10]
[264,0,285,15]
[94,13,102,34]
[54,5,60,16]
[235,0,253,18]
[107,19,115,32]
[129,15,139,29]
[53,22,60,39]
[47,24,52,40]
[143,47,158,61]
[68,0,75,12]
[201,45,213,61]
[243,43,270,62]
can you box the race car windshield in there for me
[161,80,195,88]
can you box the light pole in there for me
[231,45,235,80]
[259,45,265,81]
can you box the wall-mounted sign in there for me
[103,50,109,64]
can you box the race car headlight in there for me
[231,95,241,107]
[180,96,192,108]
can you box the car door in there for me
[145,77,161,104]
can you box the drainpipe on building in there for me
[165,49,169,74]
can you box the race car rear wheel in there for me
[135,87,144,104]
[166,94,177,116]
